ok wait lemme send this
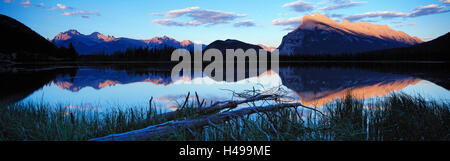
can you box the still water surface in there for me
[2,63,449,112]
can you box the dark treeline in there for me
[279,50,448,61]
[1,42,78,62]
[77,45,277,63]
[76,46,449,62]
[280,62,450,89]
[56,43,78,60]
[77,46,178,61]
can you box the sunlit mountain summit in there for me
[278,14,423,55]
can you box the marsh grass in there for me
[167,93,449,141]
[0,93,448,141]
[0,103,168,141]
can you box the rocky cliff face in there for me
[278,14,422,55]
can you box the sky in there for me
[1,0,449,47]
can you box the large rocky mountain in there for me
[52,30,205,55]
[278,14,423,55]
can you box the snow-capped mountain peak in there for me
[52,30,205,55]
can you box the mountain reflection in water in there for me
[1,63,448,112]
[279,67,424,106]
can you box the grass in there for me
[0,104,168,141]
[0,93,448,141]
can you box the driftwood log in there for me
[159,94,274,121]
[89,102,315,141]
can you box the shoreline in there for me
[1,93,448,141]
[2,60,448,65]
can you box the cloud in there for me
[326,13,344,18]
[320,0,367,11]
[19,0,31,7]
[5,0,42,8]
[164,6,200,17]
[35,3,44,8]
[52,3,73,10]
[152,19,181,26]
[282,1,314,12]
[272,17,302,30]
[272,17,302,26]
[188,10,246,25]
[48,3,100,18]
[409,4,448,17]
[5,1,99,19]
[62,10,101,18]
[153,7,247,26]
[345,11,408,21]
[391,22,417,28]
[152,19,200,27]
[345,4,449,21]
[234,20,256,27]
[441,0,450,4]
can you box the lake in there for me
[1,62,449,112]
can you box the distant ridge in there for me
[0,14,76,61]
[204,39,271,54]
[52,30,205,55]
[359,32,450,60]
[409,32,450,53]
[278,14,422,55]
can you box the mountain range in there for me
[1,14,448,61]
[52,30,206,55]
[278,14,423,55]
[54,14,424,56]
[0,14,75,61]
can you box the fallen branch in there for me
[89,102,314,141]
[159,94,274,121]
